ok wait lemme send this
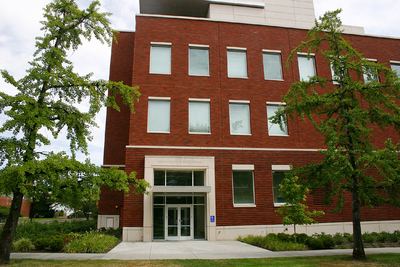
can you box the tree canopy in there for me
[272,9,400,260]
[0,0,150,263]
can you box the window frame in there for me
[188,44,210,76]
[272,165,291,207]
[363,58,379,83]
[297,53,316,81]
[149,42,172,75]
[229,100,251,135]
[147,97,171,133]
[266,102,288,136]
[227,47,248,78]
[390,61,400,77]
[188,98,211,134]
[232,165,255,207]
[262,49,283,80]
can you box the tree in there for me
[272,10,400,260]
[276,176,324,235]
[0,0,150,263]
[29,193,55,219]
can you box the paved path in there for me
[11,241,400,260]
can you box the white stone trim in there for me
[142,155,216,242]
[123,227,144,241]
[97,215,120,229]
[150,42,172,46]
[148,96,171,101]
[215,220,400,240]
[232,164,254,170]
[127,145,322,152]
[271,165,291,171]
[101,165,126,168]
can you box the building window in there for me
[266,103,287,136]
[189,99,210,134]
[150,43,171,74]
[154,170,205,186]
[263,50,283,80]
[227,48,247,78]
[229,101,251,135]
[232,170,254,205]
[363,59,379,83]
[148,98,170,133]
[273,171,286,204]
[391,62,400,76]
[189,45,209,76]
[298,54,316,81]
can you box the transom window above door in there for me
[154,170,205,186]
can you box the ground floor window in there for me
[273,171,286,204]
[153,193,206,240]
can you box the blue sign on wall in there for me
[210,215,215,223]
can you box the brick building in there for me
[98,0,400,241]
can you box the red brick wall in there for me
[101,16,400,227]
[0,196,31,217]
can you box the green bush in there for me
[320,234,334,249]
[376,231,390,243]
[65,233,119,253]
[12,238,34,252]
[50,238,64,252]
[0,205,9,217]
[33,238,51,250]
[389,232,399,242]
[277,233,293,242]
[12,220,97,242]
[362,232,376,243]
[306,237,324,250]
[333,233,344,245]
[294,233,309,244]
[343,233,353,242]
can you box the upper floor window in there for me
[189,45,209,76]
[363,59,379,83]
[148,97,170,133]
[229,101,251,135]
[227,47,247,78]
[263,50,283,80]
[266,103,288,136]
[297,53,316,81]
[391,61,400,77]
[189,99,210,134]
[150,42,171,74]
[232,165,255,206]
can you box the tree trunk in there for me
[0,190,24,264]
[351,176,366,260]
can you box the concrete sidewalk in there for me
[11,241,400,260]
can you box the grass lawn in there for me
[7,254,400,267]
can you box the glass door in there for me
[166,205,193,240]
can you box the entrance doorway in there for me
[153,193,206,240]
[166,205,193,240]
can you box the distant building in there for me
[0,196,30,217]
[98,0,400,241]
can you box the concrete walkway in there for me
[11,241,400,260]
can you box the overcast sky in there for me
[1,0,399,166]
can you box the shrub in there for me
[237,234,307,251]
[65,233,119,253]
[320,234,335,249]
[377,231,390,243]
[0,205,9,217]
[50,238,64,252]
[33,238,51,250]
[12,238,34,252]
[294,233,309,244]
[389,232,399,242]
[333,233,344,245]
[343,233,353,242]
[277,233,293,242]
[362,232,376,243]
[306,237,324,250]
